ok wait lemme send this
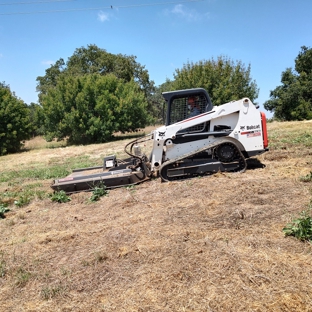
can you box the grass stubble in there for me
[0,122,312,311]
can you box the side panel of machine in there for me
[228,100,265,152]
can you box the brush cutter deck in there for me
[51,158,150,194]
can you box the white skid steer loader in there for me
[52,88,269,193]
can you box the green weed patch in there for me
[50,190,71,203]
[0,203,9,219]
[90,183,109,202]
[283,205,312,241]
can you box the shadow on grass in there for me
[247,158,266,170]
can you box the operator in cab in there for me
[188,96,201,117]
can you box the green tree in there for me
[264,46,312,120]
[0,82,32,155]
[41,74,150,144]
[28,102,45,136]
[148,79,176,124]
[36,58,65,96]
[36,45,156,143]
[167,56,259,105]
[65,45,153,93]
[36,44,155,105]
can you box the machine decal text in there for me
[246,124,260,130]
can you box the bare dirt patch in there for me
[0,121,312,311]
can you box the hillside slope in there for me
[0,121,312,312]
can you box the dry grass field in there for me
[0,121,312,312]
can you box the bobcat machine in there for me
[51,88,269,193]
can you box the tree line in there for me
[1,44,311,156]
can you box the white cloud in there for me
[98,11,110,22]
[168,4,209,22]
[172,4,185,15]
[0,53,3,58]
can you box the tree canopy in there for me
[36,44,154,98]
[0,82,32,155]
[36,45,154,144]
[159,56,259,105]
[28,102,45,137]
[264,46,312,120]
[41,74,151,144]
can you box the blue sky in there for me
[1,0,312,118]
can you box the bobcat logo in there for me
[158,131,166,137]
[247,124,260,130]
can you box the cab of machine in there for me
[162,88,213,133]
